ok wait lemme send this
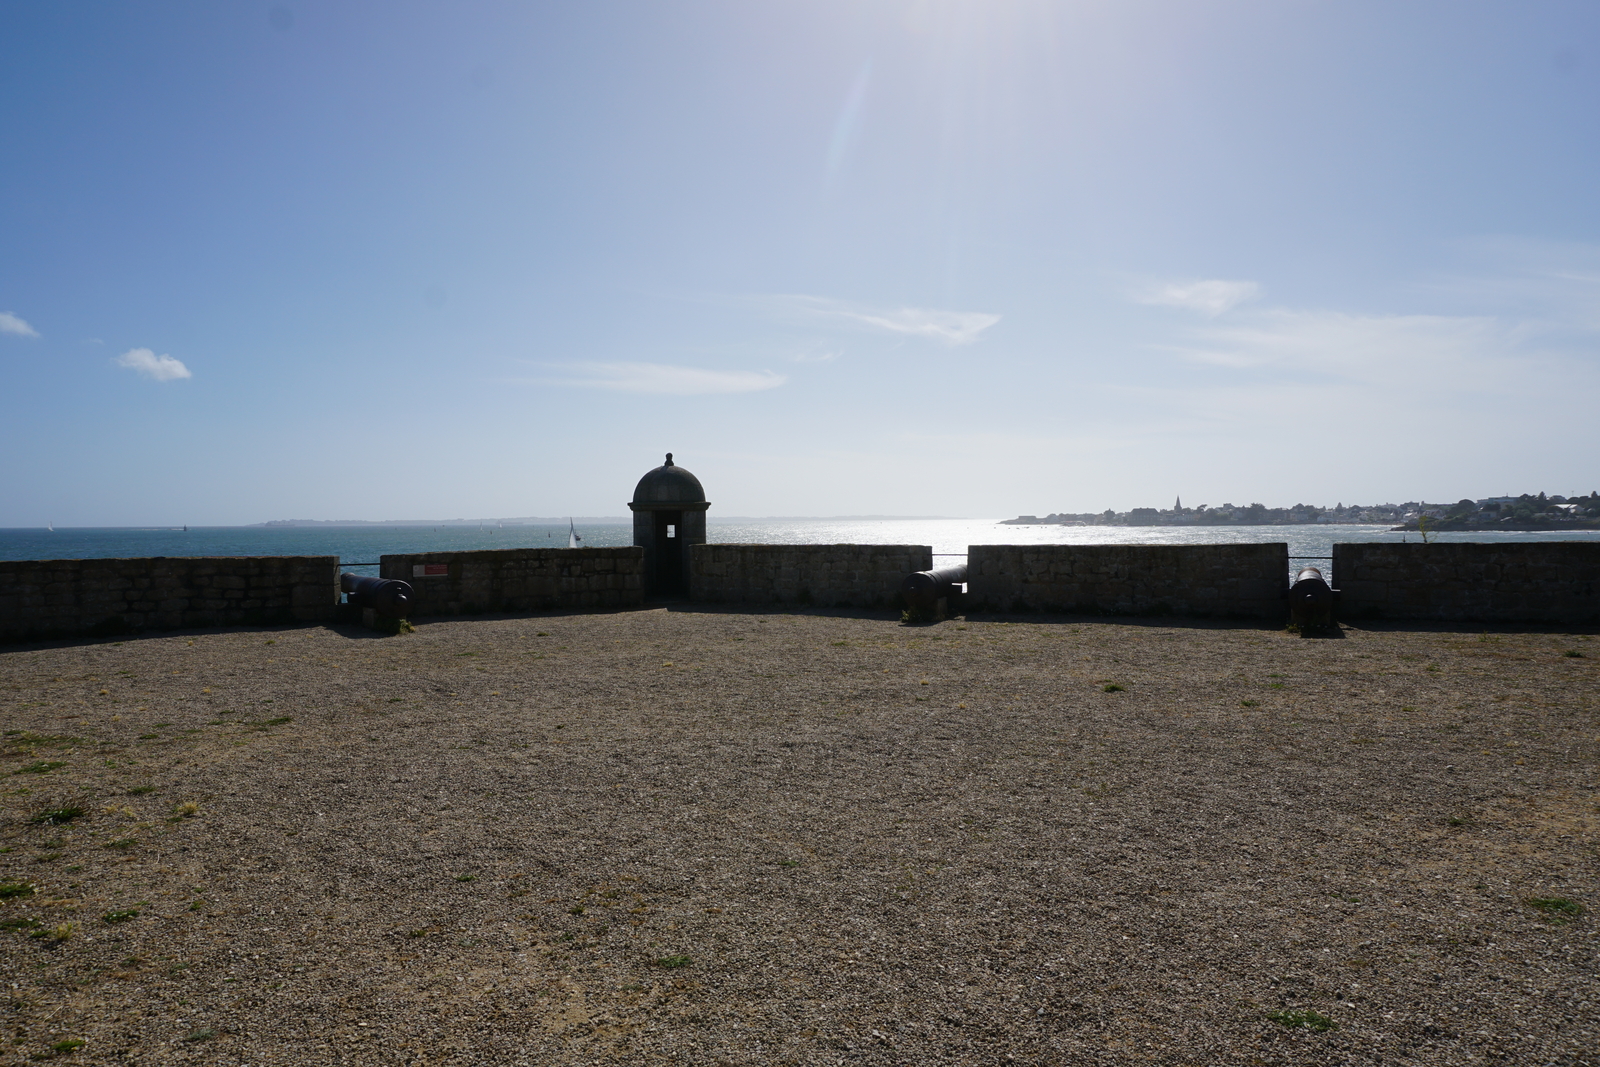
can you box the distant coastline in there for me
[1004,492,1600,531]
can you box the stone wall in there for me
[967,544,1288,618]
[690,544,932,608]
[1332,542,1600,622]
[0,556,339,642]
[379,547,644,615]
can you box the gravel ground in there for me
[1,607,1596,1066]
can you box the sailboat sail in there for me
[568,519,582,549]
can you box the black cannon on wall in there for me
[341,573,415,618]
[901,563,968,617]
[1287,566,1337,629]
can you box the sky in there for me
[3,0,1599,525]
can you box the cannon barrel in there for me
[341,573,415,618]
[1288,566,1334,629]
[901,563,968,614]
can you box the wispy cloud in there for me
[780,295,1001,345]
[115,348,192,381]
[1138,279,1260,316]
[0,311,39,337]
[1169,309,1532,391]
[547,362,785,395]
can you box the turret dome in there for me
[631,453,707,505]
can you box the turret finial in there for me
[665,453,674,466]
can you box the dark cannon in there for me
[341,573,415,618]
[1287,566,1336,629]
[902,563,968,617]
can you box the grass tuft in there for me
[1526,896,1583,921]
[653,954,692,969]
[1101,683,1125,693]
[101,909,140,924]
[1267,1008,1336,1032]
[31,807,84,825]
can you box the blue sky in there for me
[3,1,1598,525]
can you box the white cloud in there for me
[1139,279,1261,316]
[549,362,785,395]
[780,296,1001,345]
[0,311,39,337]
[1173,309,1521,389]
[115,348,192,381]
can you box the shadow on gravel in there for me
[0,621,312,653]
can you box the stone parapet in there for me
[379,547,644,615]
[967,544,1288,618]
[689,544,932,608]
[0,556,339,642]
[1332,542,1600,622]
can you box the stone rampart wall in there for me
[690,544,932,608]
[1332,542,1600,622]
[0,556,339,641]
[968,544,1288,618]
[379,547,644,615]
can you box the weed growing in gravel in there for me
[102,909,139,923]
[1267,1008,1336,1032]
[174,802,200,818]
[127,785,157,795]
[1526,897,1583,921]
[1,917,40,932]
[1239,699,1259,708]
[1564,649,1585,658]
[105,838,136,850]
[184,1029,216,1043]
[654,954,692,969]
[39,922,75,942]
[0,882,36,899]
[48,1038,86,1053]
[1446,815,1474,828]
[778,859,801,868]
[455,874,477,882]
[15,761,65,775]
[1102,683,1125,693]
[31,807,84,825]
[569,905,585,915]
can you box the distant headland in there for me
[1002,492,1600,530]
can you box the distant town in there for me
[1003,492,1600,530]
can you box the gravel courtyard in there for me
[1,608,1596,1065]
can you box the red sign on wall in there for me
[412,564,449,577]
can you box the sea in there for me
[4,520,1599,579]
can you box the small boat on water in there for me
[568,519,582,549]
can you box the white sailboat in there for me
[568,519,582,549]
[47,521,53,532]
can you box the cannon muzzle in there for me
[1288,566,1335,629]
[341,573,415,618]
[902,563,968,615]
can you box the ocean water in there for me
[3,520,1598,578]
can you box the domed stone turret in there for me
[628,453,710,598]
[632,453,706,506]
